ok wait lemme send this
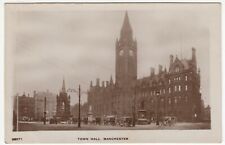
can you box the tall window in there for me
[174,85,177,91]
[169,88,171,93]
[168,98,171,104]
[185,85,188,91]
[178,85,181,91]
[175,67,180,72]
[169,79,171,84]
[185,75,188,81]
[174,97,177,104]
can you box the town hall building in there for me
[87,12,202,122]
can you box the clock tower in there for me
[115,12,137,87]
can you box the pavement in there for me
[16,121,211,131]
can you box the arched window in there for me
[175,67,180,72]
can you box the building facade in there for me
[34,90,57,121]
[13,93,35,121]
[87,12,203,122]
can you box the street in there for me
[16,121,211,131]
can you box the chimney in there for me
[96,78,100,86]
[102,81,105,88]
[33,90,37,97]
[150,67,155,76]
[106,81,109,87]
[158,65,163,74]
[192,47,196,63]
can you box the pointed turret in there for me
[110,75,113,85]
[192,47,196,63]
[120,11,133,42]
[62,77,66,93]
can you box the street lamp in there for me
[67,84,86,128]
[156,91,160,125]
[132,83,137,127]
[43,96,47,125]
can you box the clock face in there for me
[119,50,124,56]
[129,50,134,56]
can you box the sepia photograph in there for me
[4,2,221,143]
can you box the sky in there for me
[6,3,219,106]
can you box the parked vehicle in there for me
[137,118,148,125]
[104,115,116,126]
[95,117,101,125]
[119,117,133,127]
[161,116,177,126]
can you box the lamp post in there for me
[67,84,86,128]
[132,85,136,127]
[43,96,47,125]
[17,95,19,131]
[156,91,160,125]
[78,85,81,128]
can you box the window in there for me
[174,97,177,104]
[179,77,181,81]
[119,50,124,56]
[178,85,181,91]
[185,85,188,91]
[163,89,166,94]
[174,85,177,91]
[175,67,180,72]
[168,98,171,104]
[169,79,171,84]
[161,98,164,102]
[185,75,188,81]
[151,99,154,103]
[169,88,171,93]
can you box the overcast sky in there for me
[6,4,219,106]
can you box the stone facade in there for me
[87,12,203,122]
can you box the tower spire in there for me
[62,77,66,93]
[120,11,133,42]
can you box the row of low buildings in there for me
[13,90,57,121]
